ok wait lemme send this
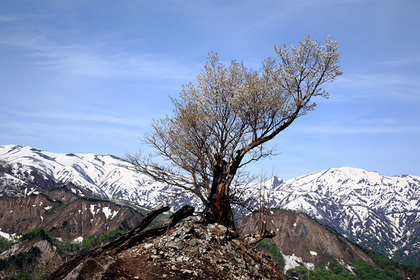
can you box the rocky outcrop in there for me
[49,207,288,280]
[102,220,286,279]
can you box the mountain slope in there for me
[0,145,200,211]
[1,145,420,263]
[238,209,376,271]
[265,168,420,263]
[0,173,146,278]
[0,183,144,240]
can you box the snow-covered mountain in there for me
[265,168,420,262]
[0,145,200,210]
[1,145,420,263]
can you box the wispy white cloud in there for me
[0,33,196,80]
[0,119,142,156]
[292,118,420,135]
[332,72,420,102]
[33,48,195,80]
[9,110,150,128]
[1,115,144,141]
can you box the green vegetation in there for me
[363,250,420,279]
[285,253,420,280]
[81,229,123,250]
[0,236,13,254]
[287,264,358,280]
[393,235,420,264]
[286,257,358,280]
[0,227,127,279]
[255,239,284,270]
[21,228,53,243]
[363,234,389,256]
[0,247,41,272]
[3,273,33,280]
[44,201,69,214]
[354,259,394,279]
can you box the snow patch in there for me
[283,254,303,271]
[0,228,20,241]
[283,253,317,272]
[102,206,118,220]
[73,236,83,243]
[90,204,99,216]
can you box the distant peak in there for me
[325,166,377,177]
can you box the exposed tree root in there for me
[47,205,194,280]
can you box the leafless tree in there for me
[128,35,342,229]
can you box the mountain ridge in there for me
[1,144,419,264]
[265,166,420,261]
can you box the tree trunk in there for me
[47,206,195,280]
[203,157,239,230]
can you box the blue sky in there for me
[1,0,419,180]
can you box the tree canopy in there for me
[129,35,342,228]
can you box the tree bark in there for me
[101,206,170,252]
[203,156,241,230]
